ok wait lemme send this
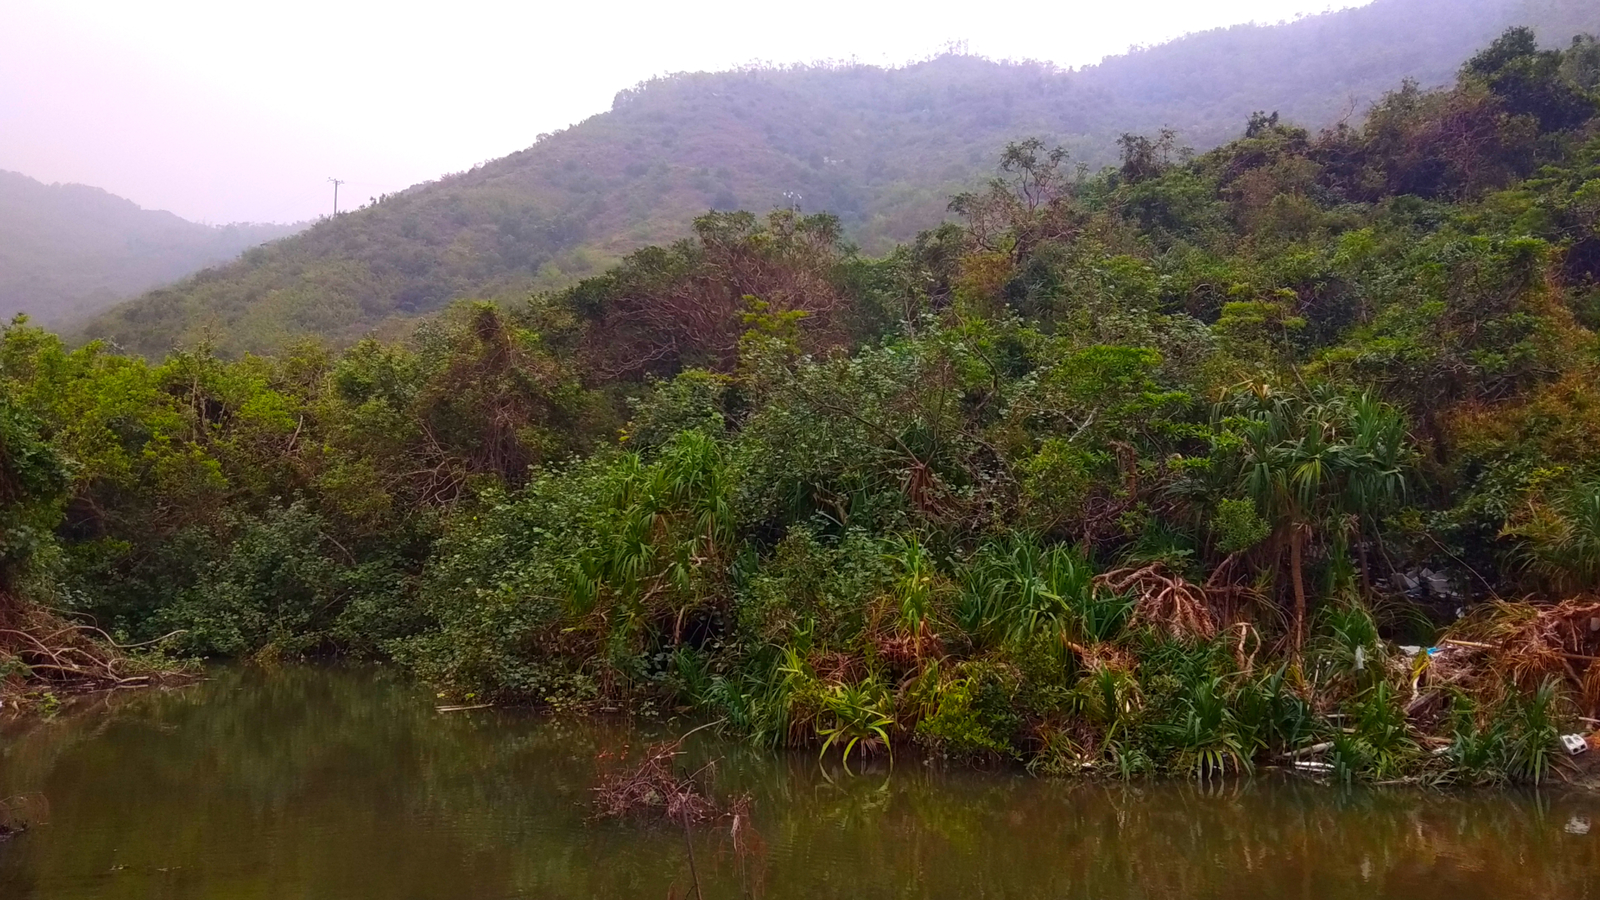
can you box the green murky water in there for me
[2,666,1597,899]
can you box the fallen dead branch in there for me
[0,600,190,704]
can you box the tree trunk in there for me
[0,585,18,634]
[1356,521,1372,600]
[1290,527,1307,654]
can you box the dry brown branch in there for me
[0,600,188,701]
[591,718,729,824]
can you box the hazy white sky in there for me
[0,0,1368,224]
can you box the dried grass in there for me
[1439,596,1600,714]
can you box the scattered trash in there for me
[1293,760,1335,774]
[1426,571,1452,598]
[1560,734,1589,756]
[1354,645,1366,671]
[1389,568,1462,601]
[1565,816,1590,835]
[435,704,494,713]
[1399,645,1442,658]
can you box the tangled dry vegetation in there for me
[1432,596,1600,717]
[0,596,185,706]
[592,740,724,825]
[591,729,765,900]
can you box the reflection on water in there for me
[2,666,1597,899]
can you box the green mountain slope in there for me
[0,171,300,326]
[84,0,1600,357]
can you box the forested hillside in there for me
[83,0,1600,357]
[0,171,299,326]
[7,29,1600,783]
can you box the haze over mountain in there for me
[82,0,1600,356]
[3,0,1376,226]
[0,171,300,326]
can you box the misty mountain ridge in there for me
[0,170,302,326]
[81,0,1600,356]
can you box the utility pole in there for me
[327,177,345,216]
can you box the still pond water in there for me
[2,666,1598,899]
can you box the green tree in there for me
[1217,387,1411,649]
[0,389,68,624]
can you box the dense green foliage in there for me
[0,170,298,326]
[7,29,1600,783]
[80,0,1599,358]
[0,389,67,612]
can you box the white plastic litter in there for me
[1560,734,1589,756]
[1565,816,1590,835]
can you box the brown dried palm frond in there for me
[809,650,865,686]
[1065,638,1139,674]
[1095,564,1217,640]
[872,628,946,670]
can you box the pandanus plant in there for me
[958,534,1130,649]
[882,534,943,649]
[1502,480,1600,595]
[1218,386,1412,651]
[570,430,737,633]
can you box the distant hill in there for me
[83,0,1600,357]
[0,170,300,327]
